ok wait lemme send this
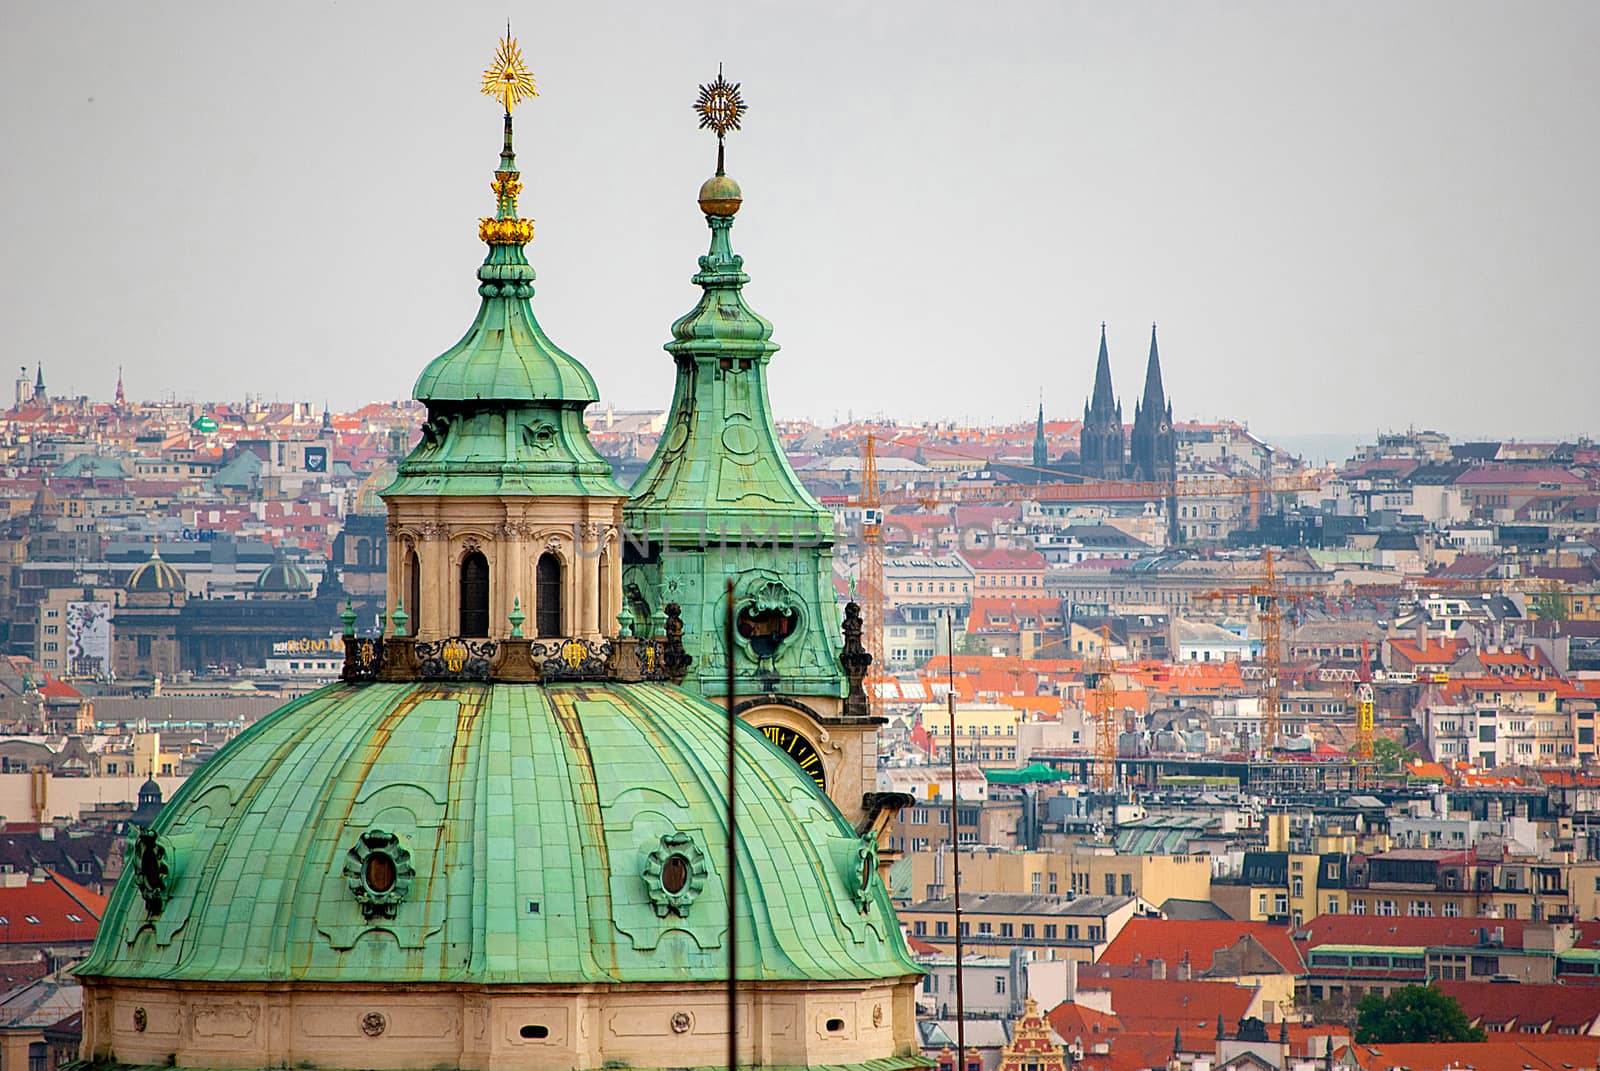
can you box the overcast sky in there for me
[2,2,1595,441]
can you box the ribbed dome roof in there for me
[254,546,313,593]
[78,681,915,986]
[125,547,185,593]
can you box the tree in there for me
[1533,593,1569,622]
[1353,985,1485,1044]
[1371,736,1408,774]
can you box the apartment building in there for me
[919,701,1026,764]
[1296,916,1600,1003]
[888,798,1024,853]
[960,548,1049,596]
[1422,681,1577,766]
[1342,848,1571,923]
[900,892,1137,964]
[902,847,1212,910]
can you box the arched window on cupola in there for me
[460,551,489,637]
[536,553,562,638]
[406,549,422,634]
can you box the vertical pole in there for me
[946,614,965,1071]
[725,579,738,1071]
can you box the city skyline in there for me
[3,2,1596,439]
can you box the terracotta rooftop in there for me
[1437,979,1600,1033]
[1097,918,1304,976]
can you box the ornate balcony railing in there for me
[340,605,691,686]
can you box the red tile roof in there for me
[0,870,107,942]
[1387,637,1468,666]
[1296,914,1600,953]
[1343,1037,1600,1071]
[1437,980,1600,1033]
[1097,918,1304,976]
[1045,1001,1123,1042]
[1070,978,1258,1034]
[35,676,82,699]
[959,548,1049,571]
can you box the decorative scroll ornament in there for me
[344,829,415,921]
[643,831,709,919]
[342,636,385,683]
[534,638,613,680]
[735,576,800,660]
[129,828,170,915]
[848,833,880,914]
[415,637,496,681]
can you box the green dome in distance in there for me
[254,544,314,593]
[125,545,185,594]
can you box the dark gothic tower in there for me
[1129,323,1175,483]
[1078,324,1124,479]
[1031,398,1048,474]
[32,366,45,403]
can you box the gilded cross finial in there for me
[481,29,538,115]
[694,65,746,175]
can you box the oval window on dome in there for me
[364,851,397,894]
[661,853,690,895]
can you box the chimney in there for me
[1175,953,1192,981]
[1417,615,1429,653]
[1149,957,1166,980]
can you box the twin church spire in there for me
[1078,322,1174,484]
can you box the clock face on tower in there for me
[758,724,826,792]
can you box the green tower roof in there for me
[77,680,915,985]
[384,111,623,499]
[412,113,598,406]
[625,183,832,543]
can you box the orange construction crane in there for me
[1082,626,1118,793]
[1194,550,1335,757]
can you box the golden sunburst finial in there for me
[694,65,747,175]
[481,28,538,114]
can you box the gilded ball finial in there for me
[481,29,538,114]
[693,66,747,216]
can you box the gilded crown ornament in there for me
[694,66,746,217]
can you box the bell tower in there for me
[624,72,881,825]
[381,36,626,644]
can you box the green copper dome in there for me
[78,680,916,985]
